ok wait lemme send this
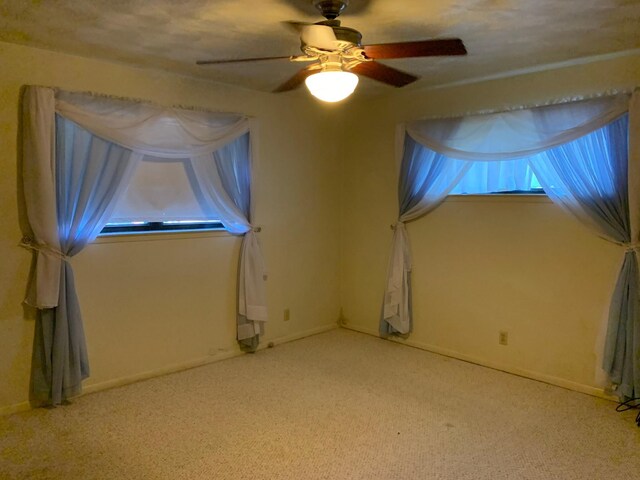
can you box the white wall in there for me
[340,53,640,394]
[0,41,343,412]
[2,40,639,413]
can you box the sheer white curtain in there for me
[530,112,638,399]
[55,90,249,158]
[23,88,140,405]
[22,86,264,404]
[381,134,470,335]
[190,134,268,351]
[406,95,629,160]
[22,87,63,309]
[383,93,638,399]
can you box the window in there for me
[100,156,224,235]
[447,113,625,197]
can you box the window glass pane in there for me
[450,157,543,194]
[108,156,213,223]
[100,220,223,235]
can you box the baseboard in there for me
[81,323,337,397]
[80,353,240,397]
[0,401,31,416]
[341,323,618,402]
[0,323,338,417]
[258,323,338,349]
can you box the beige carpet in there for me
[1,328,639,479]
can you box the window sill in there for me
[94,229,232,244]
[445,194,552,204]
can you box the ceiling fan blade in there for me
[350,61,418,87]
[363,39,467,59]
[300,24,338,50]
[273,65,319,93]
[196,56,291,65]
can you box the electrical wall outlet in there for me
[284,308,290,322]
[499,331,509,346]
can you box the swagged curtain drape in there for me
[22,86,266,405]
[23,88,139,405]
[382,92,639,399]
[190,134,268,350]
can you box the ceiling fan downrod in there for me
[313,0,349,20]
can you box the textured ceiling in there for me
[1,0,639,95]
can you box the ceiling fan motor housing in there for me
[334,25,362,46]
[313,0,349,20]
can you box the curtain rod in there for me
[27,84,254,119]
[406,87,637,123]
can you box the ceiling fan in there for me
[196,0,467,102]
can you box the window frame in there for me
[449,187,546,196]
[99,221,225,236]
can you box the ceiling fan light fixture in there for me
[304,69,359,103]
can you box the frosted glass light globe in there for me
[305,71,359,103]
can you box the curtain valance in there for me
[55,90,250,158]
[405,95,630,161]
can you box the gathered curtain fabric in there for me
[406,95,629,161]
[529,113,638,399]
[382,93,639,399]
[54,90,250,158]
[23,88,139,405]
[381,136,470,335]
[21,86,265,405]
[190,133,267,350]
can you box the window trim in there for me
[99,221,225,236]
[449,188,546,196]
[444,193,553,204]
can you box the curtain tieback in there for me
[390,221,405,231]
[609,241,640,252]
[20,237,69,261]
[623,243,640,252]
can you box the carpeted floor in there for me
[1,328,639,479]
